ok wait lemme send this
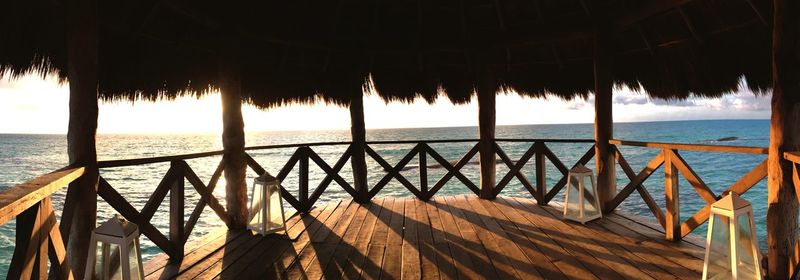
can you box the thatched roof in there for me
[0,0,773,107]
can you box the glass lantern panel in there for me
[734,214,758,279]
[580,176,600,218]
[124,239,143,280]
[267,183,284,232]
[565,175,582,218]
[249,182,265,229]
[707,215,732,280]
[92,242,119,280]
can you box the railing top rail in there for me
[784,151,800,164]
[610,139,768,155]
[98,138,597,168]
[496,138,596,143]
[0,167,84,225]
[98,150,225,168]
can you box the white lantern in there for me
[702,193,763,280]
[249,173,288,235]
[563,164,602,224]
[84,215,144,280]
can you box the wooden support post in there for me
[169,161,185,258]
[350,90,370,203]
[535,142,546,204]
[218,39,248,229]
[62,0,100,277]
[593,21,616,214]
[768,0,800,278]
[299,148,310,211]
[664,149,681,242]
[477,75,497,199]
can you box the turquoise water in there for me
[0,119,770,277]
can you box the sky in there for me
[0,72,772,134]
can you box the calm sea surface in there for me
[0,120,770,277]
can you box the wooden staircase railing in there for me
[608,139,769,241]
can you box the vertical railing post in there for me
[170,161,185,259]
[8,202,42,279]
[535,141,547,205]
[664,149,681,242]
[419,143,428,199]
[299,147,310,212]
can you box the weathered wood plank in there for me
[236,201,339,278]
[495,197,597,279]
[318,199,372,279]
[510,197,623,279]
[400,198,421,279]
[485,198,567,279]
[610,139,768,154]
[431,197,481,279]
[535,201,657,279]
[440,196,500,279]
[284,200,354,279]
[411,199,439,280]
[423,199,456,280]
[0,167,84,225]
[339,198,385,279]
[467,196,542,279]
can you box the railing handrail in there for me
[0,166,84,225]
[610,139,768,155]
[98,138,598,168]
[784,151,800,163]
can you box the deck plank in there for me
[531,200,660,280]
[495,197,598,280]
[286,199,354,279]
[431,197,479,279]
[145,196,712,280]
[414,199,440,280]
[481,197,568,279]
[380,196,406,279]
[441,196,501,279]
[452,196,523,279]
[423,198,457,280]
[236,200,341,279]
[400,198,421,279]
[340,198,385,279]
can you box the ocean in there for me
[0,119,770,277]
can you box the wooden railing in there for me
[240,139,595,212]
[1,167,85,279]
[607,139,769,241]
[1,137,773,279]
[783,151,800,274]
[96,159,229,259]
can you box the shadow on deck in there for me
[142,195,706,280]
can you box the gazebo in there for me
[2,0,798,279]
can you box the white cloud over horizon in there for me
[0,73,772,134]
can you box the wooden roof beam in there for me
[743,0,768,26]
[614,0,694,31]
[677,7,704,44]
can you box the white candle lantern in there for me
[563,164,602,224]
[84,215,144,280]
[702,192,763,280]
[249,173,288,235]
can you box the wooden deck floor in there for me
[143,195,707,279]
